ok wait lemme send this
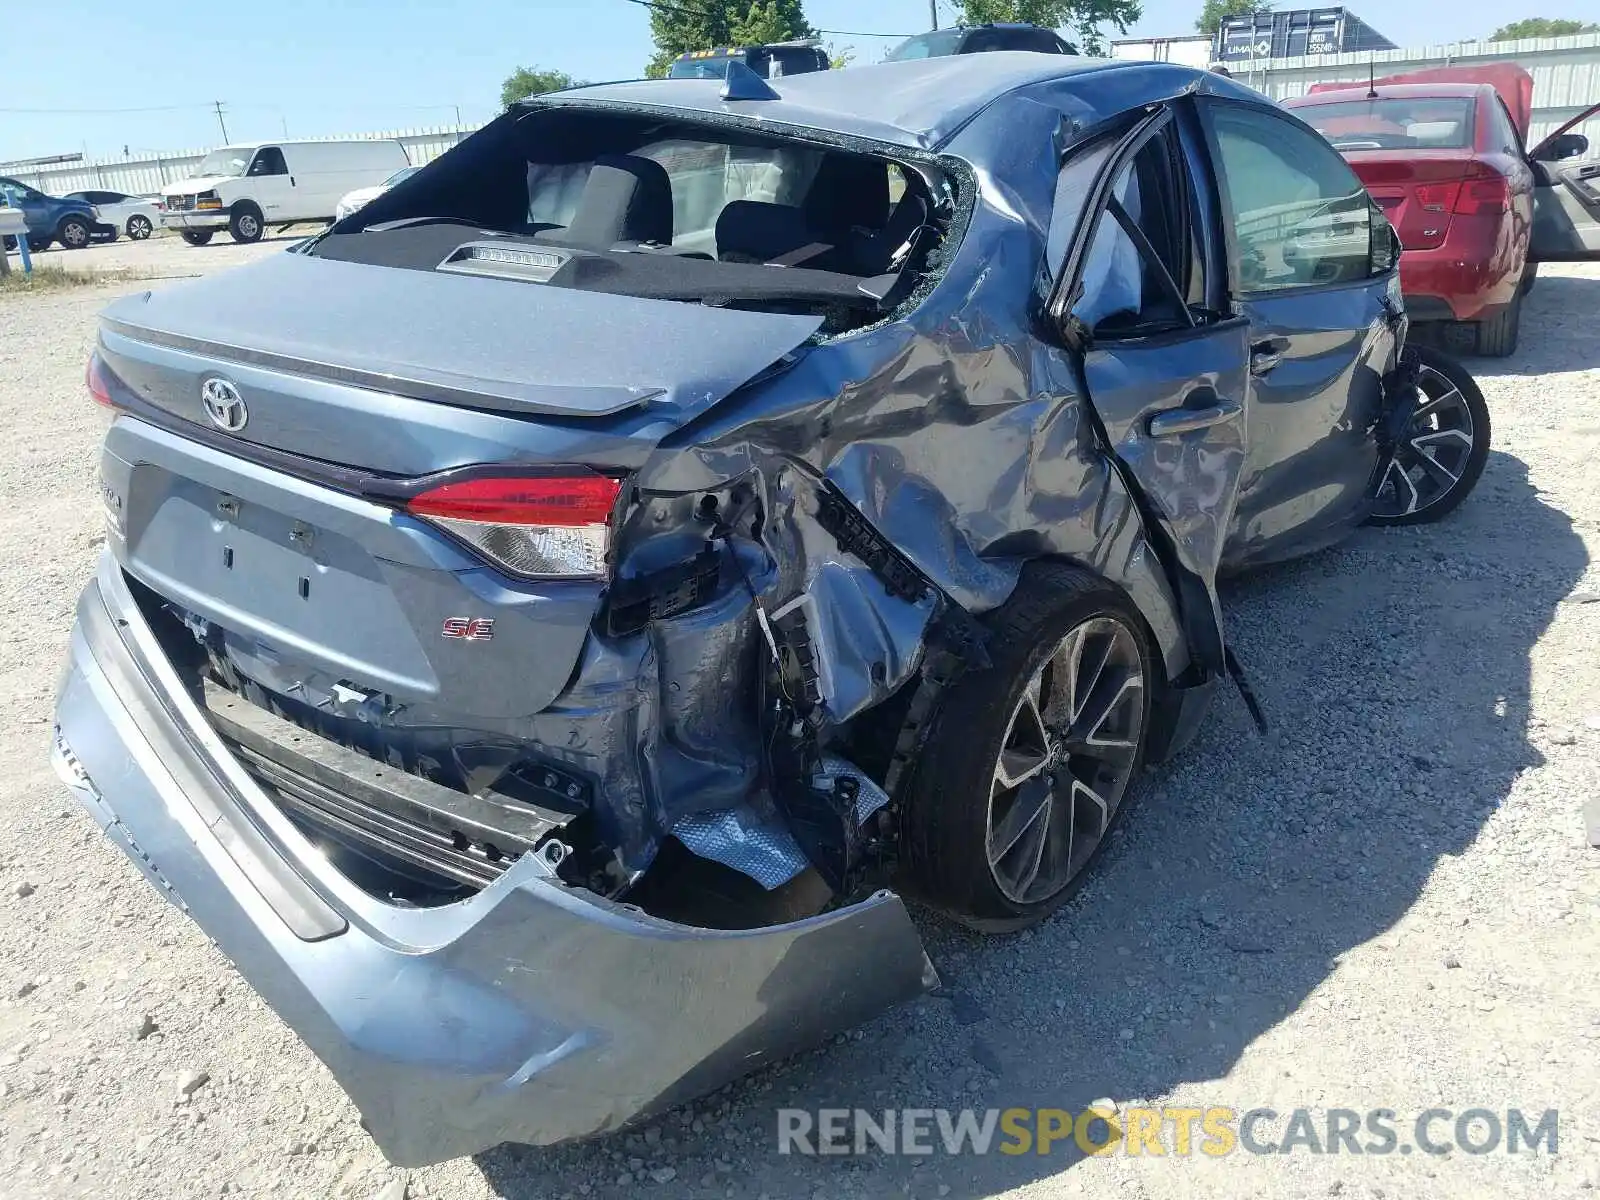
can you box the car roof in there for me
[543,55,1226,150]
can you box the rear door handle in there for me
[1250,338,1287,376]
[1147,399,1241,438]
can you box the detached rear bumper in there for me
[52,554,936,1167]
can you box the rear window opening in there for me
[307,105,955,333]
[1298,97,1476,151]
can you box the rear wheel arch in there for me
[1008,552,1175,681]
[1012,551,1197,766]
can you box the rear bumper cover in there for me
[1399,228,1522,322]
[52,554,936,1167]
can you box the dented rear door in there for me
[1049,108,1251,672]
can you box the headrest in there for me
[715,200,819,264]
[561,153,673,248]
[803,156,892,236]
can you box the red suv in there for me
[1285,68,1600,355]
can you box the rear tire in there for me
[1474,291,1521,357]
[1519,263,1537,296]
[228,204,263,243]
[901,562,1155,930]
[179,229,214,246]
[127,214,153,240]
[1367,347,1491,526]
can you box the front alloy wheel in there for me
[58,217,90,249]
[986,617,1145,905]
[1368,347,1491,526]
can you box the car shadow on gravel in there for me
[474,450,1585,1199]
[1460,271,1600,379]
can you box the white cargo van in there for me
[159,139,411,245]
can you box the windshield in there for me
[193,147,253,178]
[885,29,967,61]
[669,54,747,79]
[309,108,951,331]
[1298,97,1476,151]
[767,46,824,75]
[0,178,42,202]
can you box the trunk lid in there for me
[1343,150,1481,251]
[100,251,822,448]
[97,251,822,724]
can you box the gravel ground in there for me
[5,229,317,280]
[2,265,1599,1200]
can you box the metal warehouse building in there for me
[1115,26,1600,154]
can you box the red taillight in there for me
[1412,181,1462,214]
[405,474,623,580]
[1453,166,1510,216]
[407,475,621,525]
[86,353,115,408]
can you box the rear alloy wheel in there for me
[229,205,263,243]
[902,564,1153,930]
[984,617,1146,906]
[57,216,90,250]
[127,214,153,240]
[1368,348,1491,526]
[179,229,214,246]
[1474,291,1522,357]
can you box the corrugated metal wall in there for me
[2,126,479,198]
[1111,36,1216,69]
[1232,31,1600,157]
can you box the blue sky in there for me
[0,0,1552,161]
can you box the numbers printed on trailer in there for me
[441,617,495,641]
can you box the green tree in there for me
[1487,17,1599,40]
[1196,0,1272,39]
[646,1,815,77]
[951,1,1143,57]
[500,66,580,108]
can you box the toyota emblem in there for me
[200,377,248,432]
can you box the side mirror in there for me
[1534,132,1589,162]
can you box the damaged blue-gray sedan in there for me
[53,54,1492,1165]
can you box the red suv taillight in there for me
[1453,165,1510,216]
[404,472,623,580]
[85,352,116,408]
